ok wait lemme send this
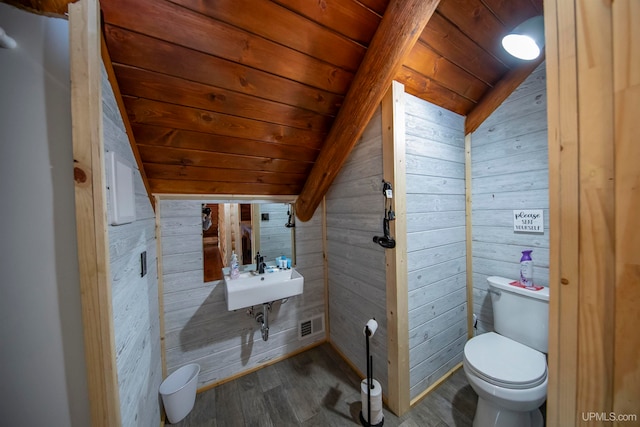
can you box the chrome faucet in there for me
[255,252,266,274]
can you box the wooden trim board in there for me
[155,195,166,425]
[251,203,261,263]
[381,80,410,416]
[155,195,167,379]
[322,197,330,341]
[464,133,473,339]
[575,0,615,417]
[69,0,122,425]
[613,0,640,416]
[545,1,580,424]
[409,362,463,407]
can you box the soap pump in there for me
[230,251,240,280]
[520,250,533,287]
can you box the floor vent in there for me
[298,315,324,340]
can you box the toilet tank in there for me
[487,276,550,353]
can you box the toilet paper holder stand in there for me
[360,319,384,427]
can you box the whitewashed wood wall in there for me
[257,203,293,263]
[102,66,162,427]
[471,64,549,334]
[404,94,467,400]
[159,199,325,388]
[325,107,389,393]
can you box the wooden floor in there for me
[170,343,478,426]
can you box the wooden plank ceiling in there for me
[5,0,544,202]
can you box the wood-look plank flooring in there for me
[169,343,478,426]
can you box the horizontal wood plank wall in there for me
[470,65,548,334]
[102,65,163,427]
[257,203,293,263]
[404,93,467,400]
[325,107,388,393]
[159,199,325,388]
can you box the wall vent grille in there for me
[298,314,324,340]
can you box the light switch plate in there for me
[141,251,147,277]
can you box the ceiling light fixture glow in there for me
[502,16,545,60]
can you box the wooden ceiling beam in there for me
[464,53,545,134]
[295,0,440,221]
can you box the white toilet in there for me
[463,276,549,427]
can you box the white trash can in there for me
[159,363,200,424]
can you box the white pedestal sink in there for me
[224,268,304,311]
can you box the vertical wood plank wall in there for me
[325,107,389,393]
[470,65,549,334]
[545,0,640,424]
[102,65,162,426]
[159,199,325,388]
[404,93,467,400]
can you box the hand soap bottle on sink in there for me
[230,251,240,280]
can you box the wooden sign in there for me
[513,209,544,233]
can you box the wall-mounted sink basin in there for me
[224,268,304,311]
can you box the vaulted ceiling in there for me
[5,0,544,217]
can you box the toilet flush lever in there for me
[487,288,501,297]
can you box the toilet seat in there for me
[464,332,547,389]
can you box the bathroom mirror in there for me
[202,202,295,282]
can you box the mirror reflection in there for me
[202,202,295,282]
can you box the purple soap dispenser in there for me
[520,250,533,286]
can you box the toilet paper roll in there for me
[360,378,383,424]
[363,318,378,337]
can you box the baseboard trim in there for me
[409,362,463,407]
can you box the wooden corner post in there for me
[382,81,410,416]
[69,0,122,425]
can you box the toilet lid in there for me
[464,332,547,389]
